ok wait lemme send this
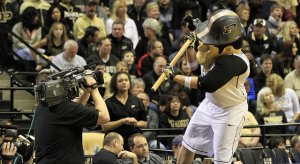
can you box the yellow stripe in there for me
[197,10,239,39]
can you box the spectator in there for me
[238,111,262,148]
[86,38,119,75]
[106,0,139,49]
[130,78,145,97]
[159,94,189,147]
[266,73,300,133]
[128,133,163,164]
[116,61,129,73]
[19,0,51,28]
[57,0,81,38]
[107,20,134,60]
[12,7,42,66]
[277,20,300,55]
[127,0,147,39]
[235,3,251,33]
[145,2,171,48]
[32,22,69,71]
[172,135,183,164]
[142,56,172,106]
[158,0,173,33]
[122,50,138,78]
[50,40,86,71]
[272,41,298,78]
[242,39,259,78]
[171,21,190,53]
[255,87,289,144]
[254,54,274,97]
[77,26,99,59]
[102,72,147,150]
[135,17,171,61]
[73,0,106,40]
[291,135,300,151]
[285,55,300,102]
[266,3,285,37]
[136,92,162,148]
[268,136,286,150]
[92,132,138,164]
[137,39,164,76]
[246,18,278,61]
[43,5,65,36]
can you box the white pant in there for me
[182,98,248,164]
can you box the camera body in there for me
[34,67,104,107]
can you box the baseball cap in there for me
[253,18,266,26]
[87,0,97,6]
[172,135,183,147]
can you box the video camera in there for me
[34,66,104,107]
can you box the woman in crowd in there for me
[106,0,139,49]
[278,20,300,53]
[32,22,69,70]
[101,72,147,150]
[266,73,300,132]
[255,87,289,144]
[12,7,42,65]
[273,41,298,78]
[121,50,138,78]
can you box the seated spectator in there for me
[172,135,183,164]
[272,41,297,78]
[12,7,42,64]
[93,132,138,164]
[32,22,69,71]
[137,39,164,77]
[106,0,139,48]
[238,111,262,148]
[77,26,99,60]
[246,18,278,62]
[266,4,285,38]
[136,92,165,149]
[43,5,66,36]
[57,0,82,39]
[254,54,274,97]
[159,94,189,147]
[107,20,134,60]
[73,0,106,40]
[142,56,172,107]
[285,55,300,102]
[101,72,147,150]
[86,38,120,75]
[255,87,289,144]
[122,50,138,79]
[277,20,300,55]
[268,136,286,150]
[50,40,86,71]
[266,73,300,125]
[291,135,300,151]
[135,18,171,61]
[116,61,129,73]
[128,133,163,164]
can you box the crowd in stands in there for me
[3,0,300,162]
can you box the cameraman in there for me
[34,69,110,164]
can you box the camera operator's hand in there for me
[83,75,98,93]
[1,142,17,164]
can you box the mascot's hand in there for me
[162,64,175,80]
[185,32,196,48]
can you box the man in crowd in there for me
[93,132,138,164]
[128,133,163,164]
